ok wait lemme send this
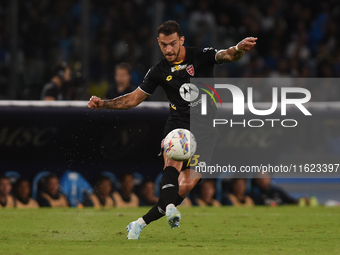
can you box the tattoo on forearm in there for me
[105,97,131,109]
[216,47,245,63]
[233,50,245,61]
[217,51,227,62]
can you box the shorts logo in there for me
[166,75,172,81]
[179,83,199,102]
[186,65,195,76]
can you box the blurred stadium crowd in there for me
[1,171,311,209]
[0,0,340,100]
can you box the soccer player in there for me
[88,20,256,239]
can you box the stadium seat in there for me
[31,171,50,200]
[5,171,21,184]
[133,172,144,186]
[245,178,252,194]
[101,171,121,190]
[59,171,93,207]
[215,172,232,202]
[154,173,163,198]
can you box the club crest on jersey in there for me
[186,65,195,76]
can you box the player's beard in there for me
[175,47,181,61]
[168,47,181,63]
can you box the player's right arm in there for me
[88,66,158,110]
[88,88,148,110]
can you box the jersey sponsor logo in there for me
[186,65,195,76]
[171,64,188,72]
[179,83,199,102]
[166,75,172,81]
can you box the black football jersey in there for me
[139,47,220,117]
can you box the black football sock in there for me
[175,194,185,206]
[161,166,180,207]
[142,195,165,224]
[142,194,185,225]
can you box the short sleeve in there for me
[138,67,159,95]
[200,47,220,65]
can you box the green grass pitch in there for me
[0,206,339,255]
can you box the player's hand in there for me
[237,37,258,51]
[88,95,104,109]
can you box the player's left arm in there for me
[216,37,257,63]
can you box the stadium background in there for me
[1,0,340,204]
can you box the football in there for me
[163,128,197,161]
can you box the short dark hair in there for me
[157,20,182,37]
[230,178,245,187]
[115,62,132,75]
[45,173,59,184]
[14,178,29,187]
[13,178,30,193]
[120,173,133,182]
[199,179,215,189]
[95,175,111,187]
[140,179,154,188]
